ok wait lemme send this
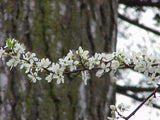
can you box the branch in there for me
[125,85,160,120]
[117,86,160,110]
[117,85,157,92]
[119,0,160,8]
[118,13,160,36]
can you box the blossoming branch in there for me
[1,38,160,85]
[1,38,160,120]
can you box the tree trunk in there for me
[0,0,118,120]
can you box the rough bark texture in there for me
[0,0,118,120]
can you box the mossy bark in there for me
[0,0,118,120]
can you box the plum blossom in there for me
[45,73,54,82]
[111,60,119,70]
[28,72,41,83]
[6,56,20,69]
[69,60,79,71]
[102,53,114,62]
[54,73,64,84]
[0,47,6,60]
[14,42,25,57]
[96,62,110,78]
[88,53,101,70]
[36,58,51,72]
[2,38,160,87]
[76,46,89,59]
[23,52,38,64]
[21,62,33,73]
[117,103,129,112]
[48,63,64,74]
[2,38,160,120]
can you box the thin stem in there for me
[125,84,160,120]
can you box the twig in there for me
[118,13,160,36]
[125,84,160,120]
[119,0,160,8]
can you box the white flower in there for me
[53,73,64,84]
[66,50,74,59]
[134,62,146,72]
[131,52,140,64]
[6,56,20,69]
[147,74,160,85]
[59,57,79,71]
[23,52,38,64]
[20,62,33,73]
[110,105,116,111]
[88,53,101,70]
[102,53,114,62]
[59,56,71,67]
[28,72,41,83]
[117,103,129,112]
[45,73,54,82]
[69,60,79,71]
[76,46,89,59]
[81,70,90,85]
[36,58,51,71]
[48,63,64,74]
[111,60,119,70]
[96,63,110,78]
[96,69,104,78]
[0,47,6,60]
[14,43,25,55]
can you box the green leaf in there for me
[6,38,12,49]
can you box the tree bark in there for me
[0,0,118,120]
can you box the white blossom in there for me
[0,47,6,60]
[88,53,101,69]
[23,52,38,64]
[102,53,114,62]
[117,103,129,112]
[111,60,119,70]
[14,43,25,55]
[54,73,64,84]
[48,63,64,74]
[3,38,160,120]
[69,60,79,71]
[76,46,89,59]
[96,69,104,78]
[6,56,20,69]
[110,105,116,111]
[66,50,74,59]
[36,58,51,71]
[28,72,41,83]
[45,73,54,82]
[20,62,33,73]
[96,63,110,78]
[2,38,160,87]
[59,57,70,67]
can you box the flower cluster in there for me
[1,38,160,86]
[0,38,120,84]
[1,38,160,120]
[108,103,129,120]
